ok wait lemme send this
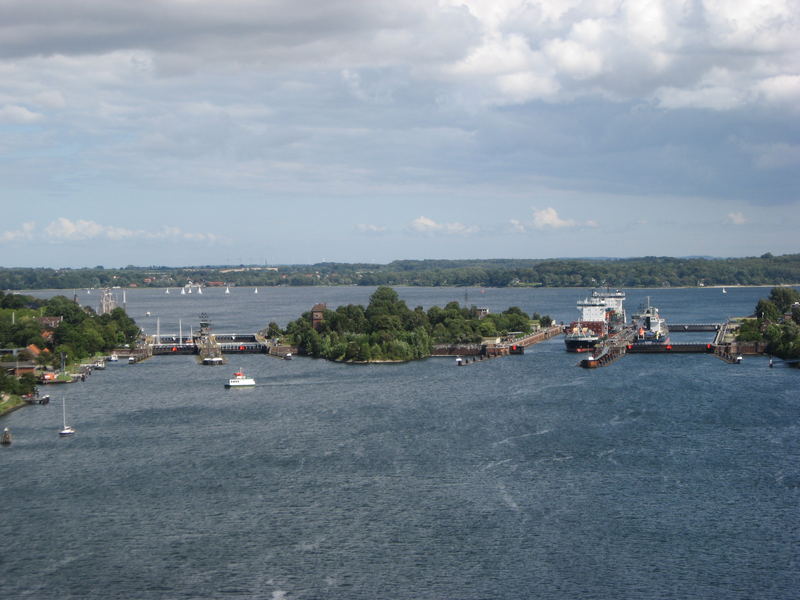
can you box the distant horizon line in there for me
[2,253,792,270]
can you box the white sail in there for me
[59,398,75,436]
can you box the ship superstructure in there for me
[564,290,626,352]
[631,298,669,344]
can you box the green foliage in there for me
[738,287,800,359]
[285,286,551,362]
[0,292,141,384]
[768,287,800,313]
[2,254,800,290]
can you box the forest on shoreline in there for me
[1,253,799,290]
[283,286,552,362]
[736,287,800,360]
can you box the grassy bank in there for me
[0,394,26,417]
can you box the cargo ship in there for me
[564,289,626,352]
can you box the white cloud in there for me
[726,212,747,225]
[0,105,43,123]
[355,223,387,233]
[532,207,576,229]
[511,207,595,232]
[757,75,800,108]
[509,219,526,233]
[409,216,478,235]
[0,0,797,113]
[0,218,219,244]
[0,221,35,242]
[410,216,440,232]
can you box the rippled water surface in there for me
[2,286,798,599]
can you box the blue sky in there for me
[1,0,798,267]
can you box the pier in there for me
[147,333,270,356]
[576,320,760,368]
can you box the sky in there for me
[1,0,798,268]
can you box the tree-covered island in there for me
[736,286,800,361]
[281,286,552,363]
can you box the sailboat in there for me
[225,286,230,295]
[197,287,203,295]
[165,289,170,294]
[722,287,727,294]
[59,398,75,436]
[254,288,258,294]
[180,287,186,295]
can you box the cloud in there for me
[409,216,478,235]
[355,223,387,234]
[511,207,598,232]
[0,221,36,242]
[0,218,219,244]
[726,212,747,225]
[509,219,526,233]
[0,105,43,123]
[532,207,576,229]
[0,0,797,111]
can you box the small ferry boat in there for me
[225,370,255,388]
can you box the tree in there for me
[768,287,800,314]
[755,298,781,322]
[266,322,282,338]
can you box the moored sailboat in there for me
[59,398,75,436]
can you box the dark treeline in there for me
[1,253,799,289]
[283,286,552,362]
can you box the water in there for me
[2,287,798,599]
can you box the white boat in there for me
[225,286,230,295]
[165,289,170,295]
[225,370,255,388]
[197,287,202,295]
[109,353,119,362]
[1,427,11,445]
[722,287,727,294]
[632,297,670,345]
[128,356,136,364]
[59,398,75,436]
[254,288,258,294]
[180,288,186,295]
[93,359,106,370]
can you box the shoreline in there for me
[0,396,26,418]
[11,283,800,294]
